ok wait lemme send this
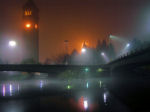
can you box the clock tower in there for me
[23,0,39,63]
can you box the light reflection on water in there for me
[104,92,107,104]
[9,84,12,96]
[0,80,107,96]
[1,83,20,97]
[17,84,20,92]
[0,79,110,111]
[2,84,5,96]
[40,80,43,89]
[0,80,46,97]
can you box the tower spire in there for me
[22,0,39,63]
[83,41,87,48]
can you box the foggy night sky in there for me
[0,0,150,62]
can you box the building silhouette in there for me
[22,0,39,63]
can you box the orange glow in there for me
[81,41,89,47]
[24,11,32,16]
[25,23,31,28]
[35,24,38,29]
[78,96,84,110]
[25,11,28,16]
[80,41,89,53]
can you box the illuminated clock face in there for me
[25,23,31,28]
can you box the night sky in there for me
[0,0,150,62]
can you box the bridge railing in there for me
[108,45,150,65]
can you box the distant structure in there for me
[82,41,87,48]
[22,0,39,63]
[64,40,69,54]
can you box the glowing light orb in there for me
[9,41,16,47]
[81,48,86,53]
[67,85,71,89]
[101,52,105,56]
[25,23,31,28]
[97,68,103,72]
[126,43,130,48]
[85,68,89,72]
[109,35,115,39]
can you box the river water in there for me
[0,76,149,112]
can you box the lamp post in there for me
[101,52,109,63]
[9,40,17,48]
[126,43,130,48]
[8,40,17,64]
[81,48,86,53]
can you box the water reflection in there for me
[0,79,112,111]
[40,80,43,89]
[17,84,20,92]
[78,96,85,110]
[86,82,89,89]
[78,96,89,111]
[103,92,107,104]
[2,84,5,96]
[9,84,12,96]
[0,80,49,97]
[1,83,20,97]
[84,98,88,110]
[103,87,110,106]
[99,80,102,88]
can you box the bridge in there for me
[107,46,150,71]
[0,64,107,74]
[0,46,149,75]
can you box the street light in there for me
[81,48,86,53]
[109,34,126,43]
[9,40,16,47]
[126,43,130,48]
[109,35,115,39]
[119,43,130,56]
[101,52,109,63]
[101,52,105,56]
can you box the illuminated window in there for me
[24,11,28,16]
[24,10,32,16]
[35,24,38,29]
